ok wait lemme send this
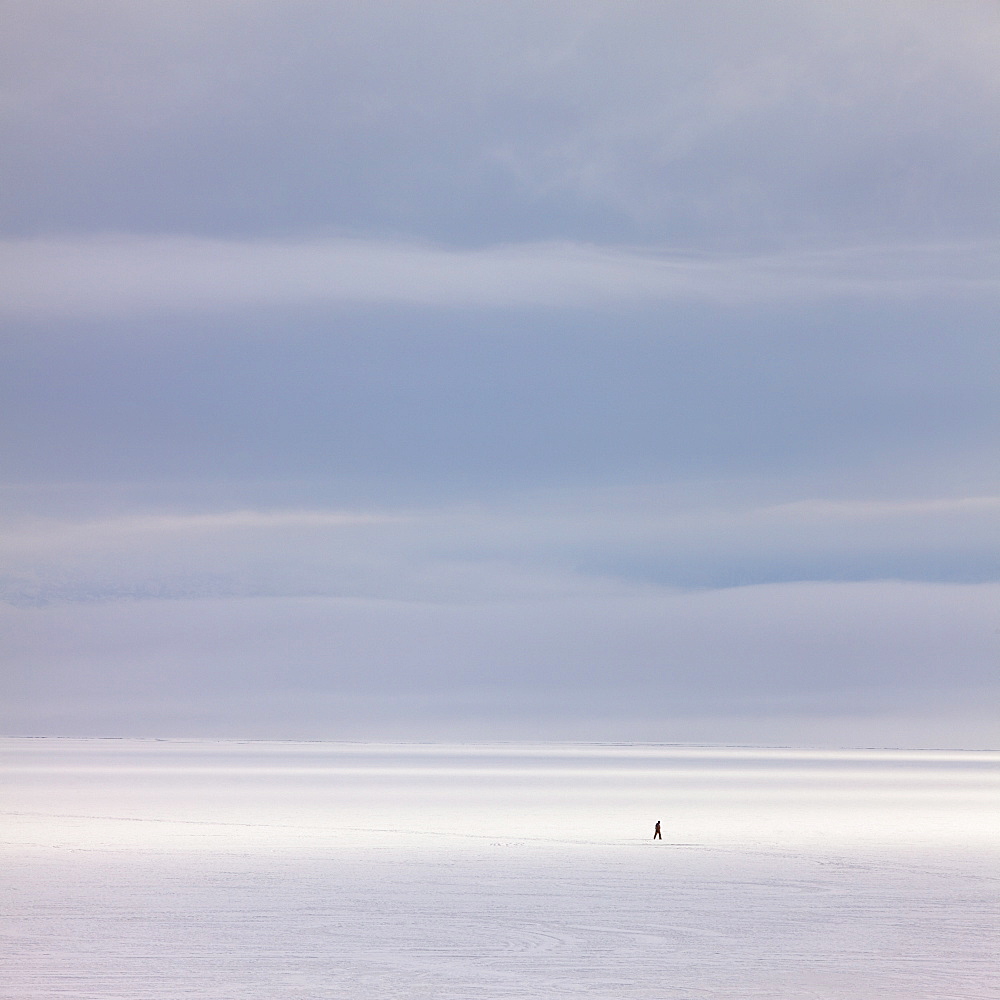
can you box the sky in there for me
[2,1,999,746]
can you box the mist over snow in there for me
[2,1,999,745]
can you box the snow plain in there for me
[2,739,998,999]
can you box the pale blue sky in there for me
[2,2,999,744]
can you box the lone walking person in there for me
[653,820,662,840]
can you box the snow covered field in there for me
[2,739,997,999]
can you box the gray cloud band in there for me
[2,237,998,319]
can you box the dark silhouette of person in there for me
[653,820,662,840]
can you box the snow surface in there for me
[2,739,998,999]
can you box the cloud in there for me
[3,3,999,746]
[2,235,999,319]
[3,579,998,741]
[4,508,399,548]
[4,3,1000,243]
[3,487,999,611]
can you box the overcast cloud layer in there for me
[2,2,999,745]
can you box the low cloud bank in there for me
[3,573,998,745]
